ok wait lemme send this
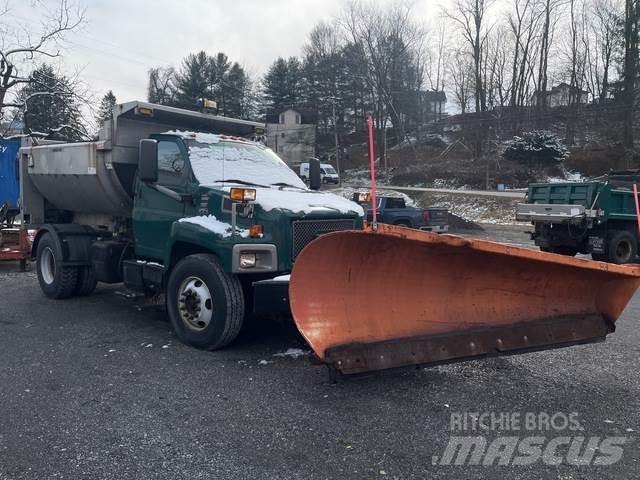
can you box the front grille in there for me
[292,219,355,260]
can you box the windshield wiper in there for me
[214,179,269,188]
[270,182,306,189]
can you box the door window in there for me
[157,141,185,186]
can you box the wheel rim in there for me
[41,247,56,285]
[178,276,214,331]
[616,240,632,262]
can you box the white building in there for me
[266,108,316,165]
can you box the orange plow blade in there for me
[289,224,640,375]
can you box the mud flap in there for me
[290,225,640,375]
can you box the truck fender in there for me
[31,224,97,267]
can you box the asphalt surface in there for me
[1,225,638,479]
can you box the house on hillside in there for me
[266,108,316,165]
[530,82,590,108]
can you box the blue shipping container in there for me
[0,139,20,210]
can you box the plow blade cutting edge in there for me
[289,224,640,375]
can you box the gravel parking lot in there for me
[0,225,638,480]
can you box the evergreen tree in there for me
[96,90,117,124]
[262,57,302,113]
[15,64,85,140]
[224,63,252,118]
[174,51,210,109]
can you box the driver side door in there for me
[133,138,190,260]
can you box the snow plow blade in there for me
[289,224,640,375]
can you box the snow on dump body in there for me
[178,215,250,238]
[165,130,363,217]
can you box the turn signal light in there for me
[250,225,263,238]
[357,192,371,203]
[230,188,256,202]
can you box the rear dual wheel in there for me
[36,233,97,299]
[605,230,637,264]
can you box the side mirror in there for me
[139,139,158,183]
[309,158,321,190]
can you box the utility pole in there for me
[332,101,341,185]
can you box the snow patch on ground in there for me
[178,215,250,238]
[421,193,520,225]
[273,348,310,359]
[271,274,291,281]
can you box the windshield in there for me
[187,140,307,189]
[323,166,337,174]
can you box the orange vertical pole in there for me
[633,184,640,233]
[367,115,378,231]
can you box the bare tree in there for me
[449,49,475,113]
[341,0,425,166]
[147,66,178,105]
[536,0,565,111]
[622,0,638,150]
[443,0,496,113]
[425,23,448,120]
[0,0,85,125]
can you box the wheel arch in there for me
[32,224,96,266]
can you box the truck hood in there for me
[240,186,363,217]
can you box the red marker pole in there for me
[367,115,378,231]
[633,184,640,233]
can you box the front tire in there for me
[36,233,78,299]
[167,254,244,350]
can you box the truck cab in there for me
[20,102,363,351]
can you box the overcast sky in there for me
[10,0,463,105]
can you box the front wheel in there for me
[167,254,244,350]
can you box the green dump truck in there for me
[515,171,640,263]
[19,101,364,350]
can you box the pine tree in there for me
[96,90,117,124]
[15,64,85,140]
[262,57,301,113]
[175,51,210,110]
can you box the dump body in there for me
[290,225,640,374]
[516,173,640,263]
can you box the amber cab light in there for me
[230,188,257,202]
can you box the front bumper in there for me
[420,224,449,233]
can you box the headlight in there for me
[239,252,257,268]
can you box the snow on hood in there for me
[221,186,364,216]
[178,214,249,238]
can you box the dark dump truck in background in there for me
[353,193,448,232]
[19,101,364,350]
[516,171,640,264]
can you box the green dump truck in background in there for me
[515,171,640,264]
